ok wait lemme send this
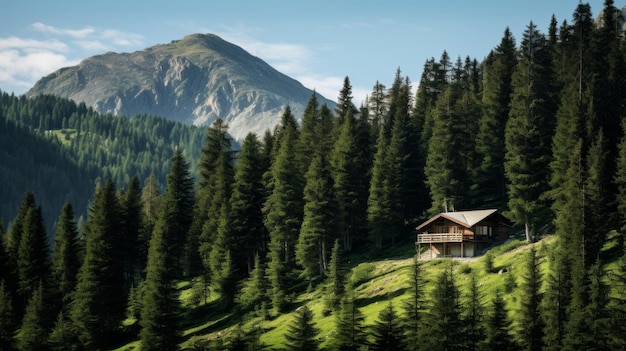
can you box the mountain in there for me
[26,33,335,140]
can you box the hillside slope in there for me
[26,33,335,140]
[112,238,553,350]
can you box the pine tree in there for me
[548,73,588,222]
[264,117,303,312]
[616,121,626,245]
[48,311,74,351]
[16,205,49,308]
[585,260,611,350]
[323,239,344,313]
[0,224,8,282]
[120,175,143,288]
[17,284,47,351]
[420,266,462,351]
[449,57,482,210]
[237,254,268,312]
[368,81,387,136]
[205,150,235,306]
[139,149,193,350]
[195,118,234,278]
[6,191,36,265]
[424,87,459,213]
[561,259,588,351]
[384,108,409,244]
[229,133,268,278]
[541,247,570,351]
[462,272,485,351]
[50,202,79,313]
[335,76,358,125]
[284,305,319,351]
[296,151,337,281]
[516,247,544,351]
[370,302,406,351]
[139,215,182,351]
[484,290,515,351]
[367,127,390,249]
[583,132,608,267]
[333,281,366,351]
[403,255,424,351]
[0,281,16,351]
[505,22,555,242]
[549,138,584,337]
[352,105,374,247]
[591,0,626,170]
[139,172,160,277]
[331,107,366,251]
[474,28,517,209]
[298,92,319,173]
[609,247,626,349]
[69,179,125,349]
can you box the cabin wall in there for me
[426,242,476,258]
[425,219,475,235]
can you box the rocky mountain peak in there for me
[27,33,334,140]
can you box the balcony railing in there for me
[417,233,463,243]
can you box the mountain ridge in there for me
[27,33,335,140]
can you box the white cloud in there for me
[0,23,144,94]
[0,48,78,92]
[74,40,108,52]
[31,22,95,38]
[101,29,143,47]
[0,36,69,52]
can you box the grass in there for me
[115,234,621,350]
[47,129,77,146]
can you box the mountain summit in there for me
[27,33,334,139]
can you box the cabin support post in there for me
[461,241,464,258]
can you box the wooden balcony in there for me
[417,233,463,243]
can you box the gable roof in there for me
[416,209,505,231]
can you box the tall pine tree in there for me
[296,151,337,281]
[139,148,194,350]
[505,22,555,242]
[403,255,424,351]
[516,247,544,351]
[485,290,516,351]
[229,133,268,277]
[264,110,304,312]
[370,302,406,351]
[419,266,463,351]
[16,205,49,310]
[69,179,126,350]
[50,202,80,313]
[473,27,517,209]
[284,305,319,351]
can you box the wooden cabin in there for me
[415,209,512,258]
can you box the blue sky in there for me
[0,0,607,105]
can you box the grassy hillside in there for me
[111,236,569,350]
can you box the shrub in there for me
[483,252,494,273]
[351,263,375,285]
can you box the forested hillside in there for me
[0,91,207,232]
[2,1,626,350]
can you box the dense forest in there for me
[0,92,207,233]
[2,1,626,350]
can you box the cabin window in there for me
[475,226,489,235]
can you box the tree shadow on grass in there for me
[354,286,407,308]
[181,300,234,341]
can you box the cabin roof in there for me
[415,209,506,231]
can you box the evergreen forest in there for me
[2,1,626,350]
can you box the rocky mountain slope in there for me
[27,33,334,140]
